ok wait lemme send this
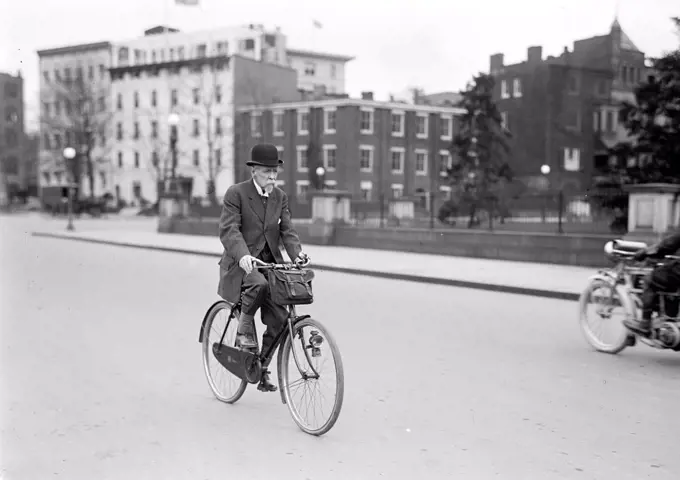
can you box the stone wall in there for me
[158,217,612,267]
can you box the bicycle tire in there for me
[277,317,344,436]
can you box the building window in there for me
[513,78,522,98]
[439,150,452,176]
[296,145,308,171]
[359,108,373,134]
[151,90,157,107]
[215,118,222,135]
[297,110,309,135]
[134,151,140,168]
[304,62,315,76]
[566,108,581,131]
[151,121,158,138]
[251,113,262,137]
[501,112,508,130]
[53,133,61,148]
[360,181,373,201]
[116,123,123,140]
[215,148,222,166]
[275,146,284,165]
[273,111,284,136]
[330,64,337,79]
[323,145,337,171]
[134,91,139,108]
[171,89,178,107]
[391,183,404,199]
[390,147,404,173]
[193,119,200,136]
[197,44,207,58]
[568,74,579,93]
[193,149,200,166]
[215,85,222,103]
[440,115,452,139]
[416,114,428,138]
[391,112,404,136]
[359,145,373,172]
[133,122,140,139]
[501,79,510,99]
[415,150,428,175]
[324,108,337,133]
[296,180,310,202]
[117,94,123,110]
[564,147,580,172]
[193,88,200,105]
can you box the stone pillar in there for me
[308,190,352,244]
[157,178,191,233]
[623,183,680,243]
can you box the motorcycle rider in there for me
[624,229,680,335]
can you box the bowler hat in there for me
[247,143,283,167]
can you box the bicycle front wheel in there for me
[278,317,344,436]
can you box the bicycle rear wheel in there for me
[277,317,344,436]
[202,301,248,403]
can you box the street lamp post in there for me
[168,113,180,191]
[315,166,325,191]
[63,147,77,231]
[540,164,564,233]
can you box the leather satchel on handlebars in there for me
[267,267,315,305]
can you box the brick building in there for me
[0,71,25,200]
[490,19,647,192]
[236,94,464,218]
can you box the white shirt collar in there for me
[253,178,269,197]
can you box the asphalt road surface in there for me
[1,216,679,480]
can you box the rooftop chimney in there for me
[361,91,373,101]
[490,53,504,74]
[527,46,542,65]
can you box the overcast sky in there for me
[1,0,678,131]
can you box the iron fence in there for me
[350,187,628,235]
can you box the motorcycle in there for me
[578,239,680,355]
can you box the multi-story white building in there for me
[37,41,114,197]
[286,48,353,95]
[109,25,299,204]
[36,23,355,205]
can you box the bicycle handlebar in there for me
[252,256,311,269]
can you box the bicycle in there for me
[579,238,680,354]
[198,257,344,436]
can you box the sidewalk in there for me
[29,222,597,301]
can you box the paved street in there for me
[2,217,680,480]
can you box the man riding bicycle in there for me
[624,229,680,335]
[217,143,309,392]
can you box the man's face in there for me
[252,165,279,193]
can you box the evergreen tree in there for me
[446,73,512,228]
[612,17,680,183]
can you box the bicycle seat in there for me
[605,239,648,256]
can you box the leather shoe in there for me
[258,370,277,392]
[236,332,258,350]
[623,317,651,335]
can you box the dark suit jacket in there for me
[217,179,302,303]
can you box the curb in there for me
[31,231,580,302]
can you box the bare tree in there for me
[137,108,173,206]
[41,73,112,198]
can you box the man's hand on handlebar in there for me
[295,252,311,267]
[239,255,258,275]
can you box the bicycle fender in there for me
[198,300,228,343]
